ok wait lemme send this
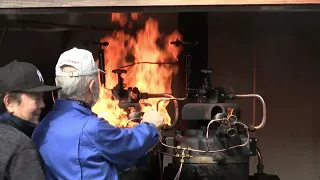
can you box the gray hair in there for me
[0,92,22,113]
[55,66,98,100]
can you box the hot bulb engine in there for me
[160,76,266,180]
[97,40,275,180]
[159,39,271,180]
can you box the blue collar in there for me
[53,99,97,116]
[0,112,36,138]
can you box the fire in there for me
[92,13,182,128]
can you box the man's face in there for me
[11,92,45,124]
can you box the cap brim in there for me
[22,85,62,93]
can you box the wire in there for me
[174,149,185,180]
[205,118,224,151]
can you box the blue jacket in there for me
[32,99,160,180]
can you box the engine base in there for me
[162,163,249,180]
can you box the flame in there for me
[92,13,182,128]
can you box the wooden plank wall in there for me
[0,0,320,8]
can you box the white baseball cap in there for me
[55,47,102,77]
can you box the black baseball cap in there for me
[0,61,61,93]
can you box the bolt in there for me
[175,131,182,136]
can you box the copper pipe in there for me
[153,94,179,130]
[234,94,266,130]
[252,49,257,134]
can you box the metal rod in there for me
[234,94,266,130]
[252,49,257,133]
[0,28,7,47]
[186,53,191,94]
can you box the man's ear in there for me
[88,80,95,94]
[3,94,14,113]
[3,94,10,107]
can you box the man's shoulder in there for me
[40,109,102,132]
[82,114,104,131]
[0,123,35,153]
[0,123,23,142]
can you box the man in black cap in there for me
[0,60,61,180]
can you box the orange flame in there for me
[92,13,182,128]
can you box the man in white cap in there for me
[32,47,164,180]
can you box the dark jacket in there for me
[0,112,45,180]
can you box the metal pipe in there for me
[256,147,263,164]
[153,94,180,131]
[256,147,264,173]
[234,94,266,130]
[98,48,106,88]
[185,52,192,95]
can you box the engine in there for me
[159,67,267,180]
[96,39,279,180]
[161,93,262,180]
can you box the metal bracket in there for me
[249,137,258,156]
